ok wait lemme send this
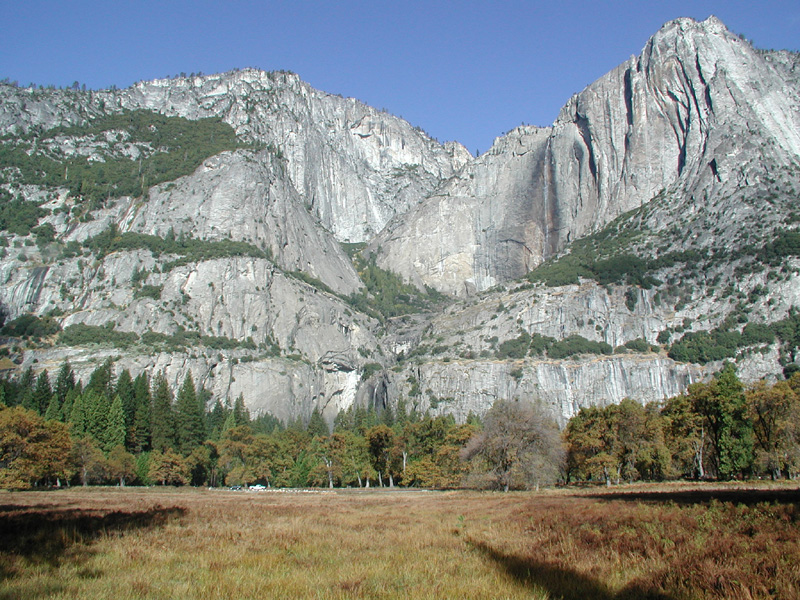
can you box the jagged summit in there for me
[371,13,800,296]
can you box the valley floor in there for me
[1,482,799,599]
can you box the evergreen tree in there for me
[133,372,151,407]
[1,379,17,407]
[207,400,228,440]
[19,367,35,412]
[44,394,61,421]
[115,369,136,435]
[69,391,87,437]
[32,370,53,415]
[87,358,114,398]
[83,388,109,445]
[104,394,127,452]
[380,403,395,427]
[150,372,176,451]
[21,391,37,413]
[395,400,410,427]
[132,399,151,453]
[307,406,329,438]
[221,410,237,435]
[132,372,151,451]
[233,393,250,425]
[61,386,81,426]
[19,366,35,395]
[176,372,205,455]
[54,361,76,404]
[333,405,354,432]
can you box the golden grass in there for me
[1,482,798,599]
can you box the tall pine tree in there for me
[44,394,61,421]
[32,370,53,415]
[83,389,109,445]
[132,372,151,451]
[233,393,250,426]
[115,369,136,439]
[104,394,127,452]
[87,358,114,398]
[176,372,205,455]
[19,367,36,413]
[150,372,176,452]
[69,392,87,438]
[307,406,329,438]
[54,362,76,405]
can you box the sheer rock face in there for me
[10,255,379,422]
[372,16,800,296]
[383,357,704,427]
[121,149,364,296]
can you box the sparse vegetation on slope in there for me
[667,309,800,366]
[0,110,249,210]
[346,253,447,321]
[86,224,269,263]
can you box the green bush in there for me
[495,332,531,359]
[346,254,442,320]
[548,335,612,359]
[1,313,61,339]
[529,333,557,356]
[624,338,651,353]
[289,270,335,295]
[666,310,800,365]
[59,323,138,348]
[759,229,800,265]
[0,197,48,235]
[361,362,383,381]
[134,284,162,300]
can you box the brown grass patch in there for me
[0,483,798,599]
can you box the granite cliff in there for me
[371,17,800,295]
[1,16,799,424]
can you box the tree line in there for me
[565,363,800,483]
[0,359,483,489]
[1,360,798,490]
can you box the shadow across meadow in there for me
[0,502,186,582]
[468,539,675,600]
[585,486,800,506]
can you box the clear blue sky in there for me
[2,1,798,154]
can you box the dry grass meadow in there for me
[1,482,799,600]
